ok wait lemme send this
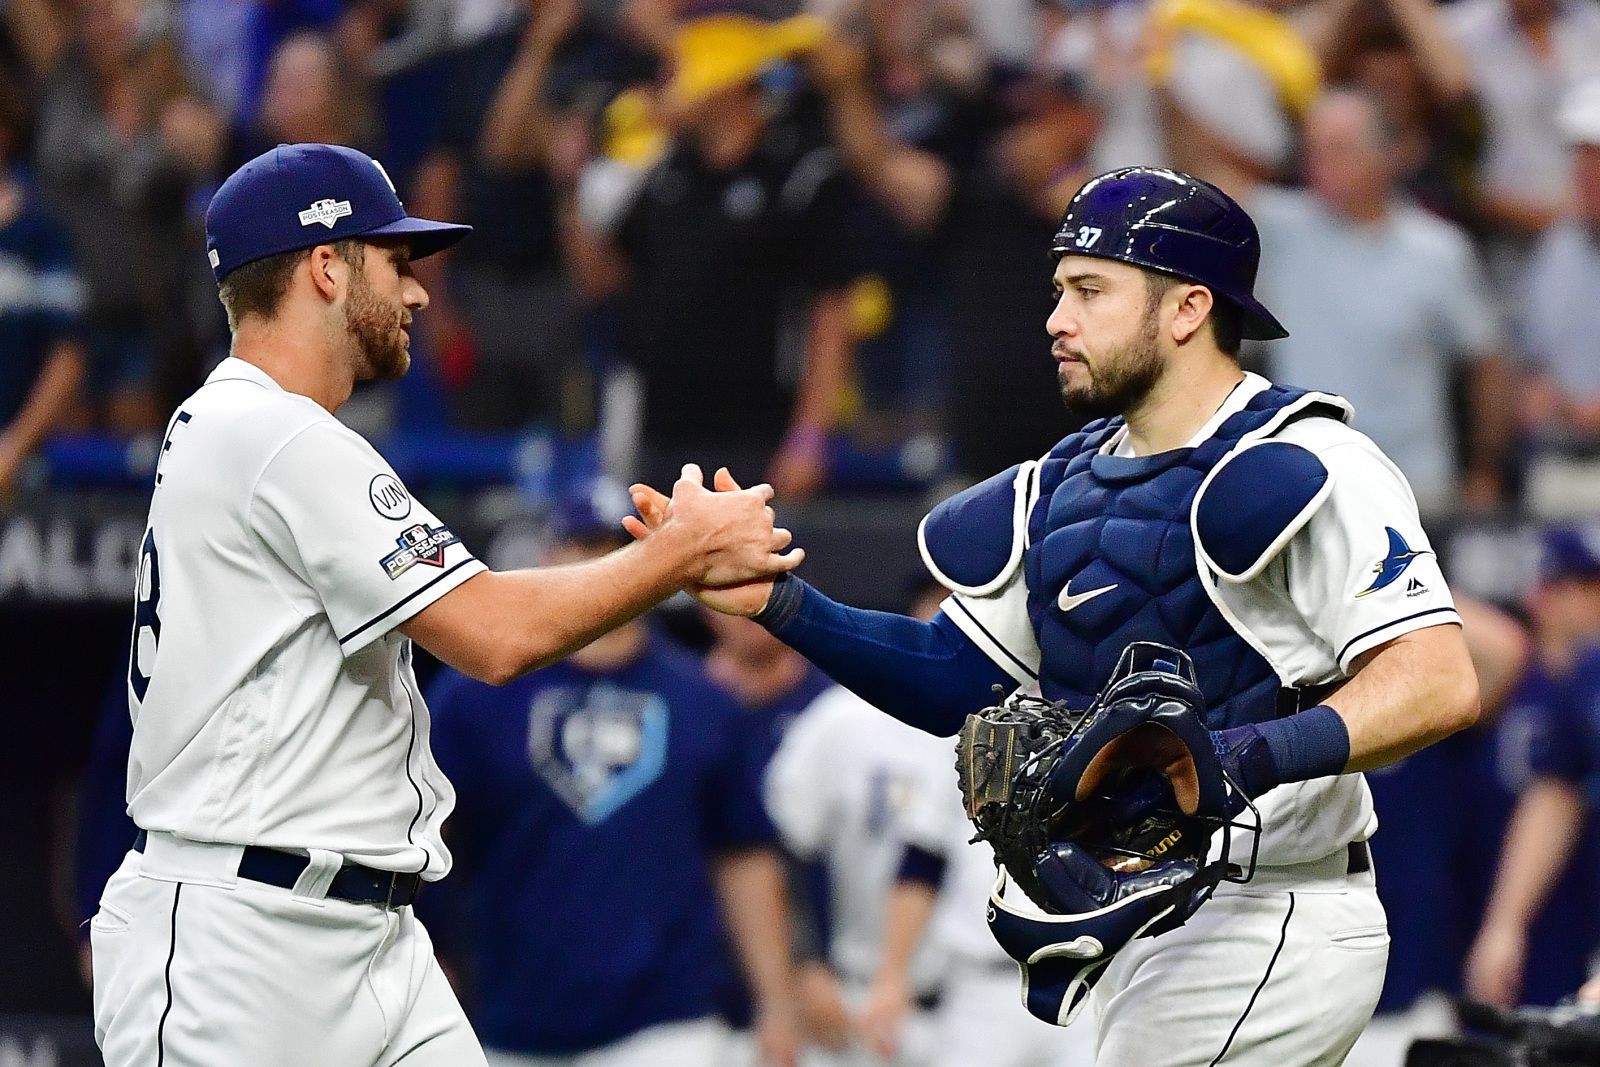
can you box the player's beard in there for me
[1057,294,1164,420]
[343,262,410,382]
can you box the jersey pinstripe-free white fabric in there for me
[124,357,485,878]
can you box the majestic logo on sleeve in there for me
[1356,527,1429,597]
[380,523,458,579]
[298,198,352,228]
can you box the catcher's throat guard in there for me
[958,642,1263,1026]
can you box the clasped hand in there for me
[625,466,790,616]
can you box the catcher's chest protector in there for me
[1025,385,1341,729]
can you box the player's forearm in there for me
[404,534,695,683]
[875,877,938,986]
[1213,624,1478,799]
[756,576,1013,736]
[1328,624,1480,772]
[714,848,797,1008]
[1456,595,1531,716]
[1480,780,1585,930]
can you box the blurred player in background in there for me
[703,612,836,783]
[848,585,1096,1067]
[424,478,800,1067]
[762,584,954,1067]
[1466,526,1600,1008]
[699,612,839,1060]
[1344,595,1536,1066]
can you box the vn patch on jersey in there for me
[380,523,459,580]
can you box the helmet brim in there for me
[1051,245,1289,341]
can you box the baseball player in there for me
[785,583,1095,1067]
[87,142,799,1067]
[423,478,798,1067]
[629,167,1481,1065]
[763,678,953,1067]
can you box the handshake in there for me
[626,463,800,617]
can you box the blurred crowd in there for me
[0,0,1597,514]
[9,0,1600,1064]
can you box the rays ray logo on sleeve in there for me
[1356,527,1430,597]
[380,523,458,579]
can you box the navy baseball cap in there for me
[204,143,471,282]
[551,478,636,543]
[1543,525,1600,582]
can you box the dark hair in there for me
[217,239,363,331]
[1143,269,1243,358]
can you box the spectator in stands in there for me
[804,26,1098,478]
[1301,0,1485,229]
[225,31,371,166]
[1464,527,1600,1009]
[809,0,988,438]
[1445,0,1600,252]
[1520,80,1600,453]
[6,0,222,429]
[0,75,87,500]
[424,479,800,1067]
[172,0,344,124]
[424,0,640,434]
[1042,0,1320,193]
[572,13,860,496]
[1249,88,1514,514]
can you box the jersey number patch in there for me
[129,530,161,702]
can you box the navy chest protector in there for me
[921,384,1352,729]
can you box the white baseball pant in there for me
[91,836,485,1067]
[929,957,1096,1067]
[1091,845,1388,1067]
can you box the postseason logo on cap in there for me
[298,198,353,229]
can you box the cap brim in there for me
[1237,295,1289,341]
[361,216,472,260]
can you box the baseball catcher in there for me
[956,641,1260,1025]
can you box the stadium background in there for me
[0,0,1597,1063]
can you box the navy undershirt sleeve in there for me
[754,575,1015,736]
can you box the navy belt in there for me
[132,831,422,908]
[1347,840,1372,875]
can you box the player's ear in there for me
[1170,284,1212,346]
[306,244,345,304]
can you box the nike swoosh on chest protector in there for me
[1058,581,1117,612]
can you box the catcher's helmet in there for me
[1051,167,1288,341]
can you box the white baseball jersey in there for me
[941,373,1461,867]
[764,685,954,991]
[124,356,485,878]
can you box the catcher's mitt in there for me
[955,642,1257,917]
